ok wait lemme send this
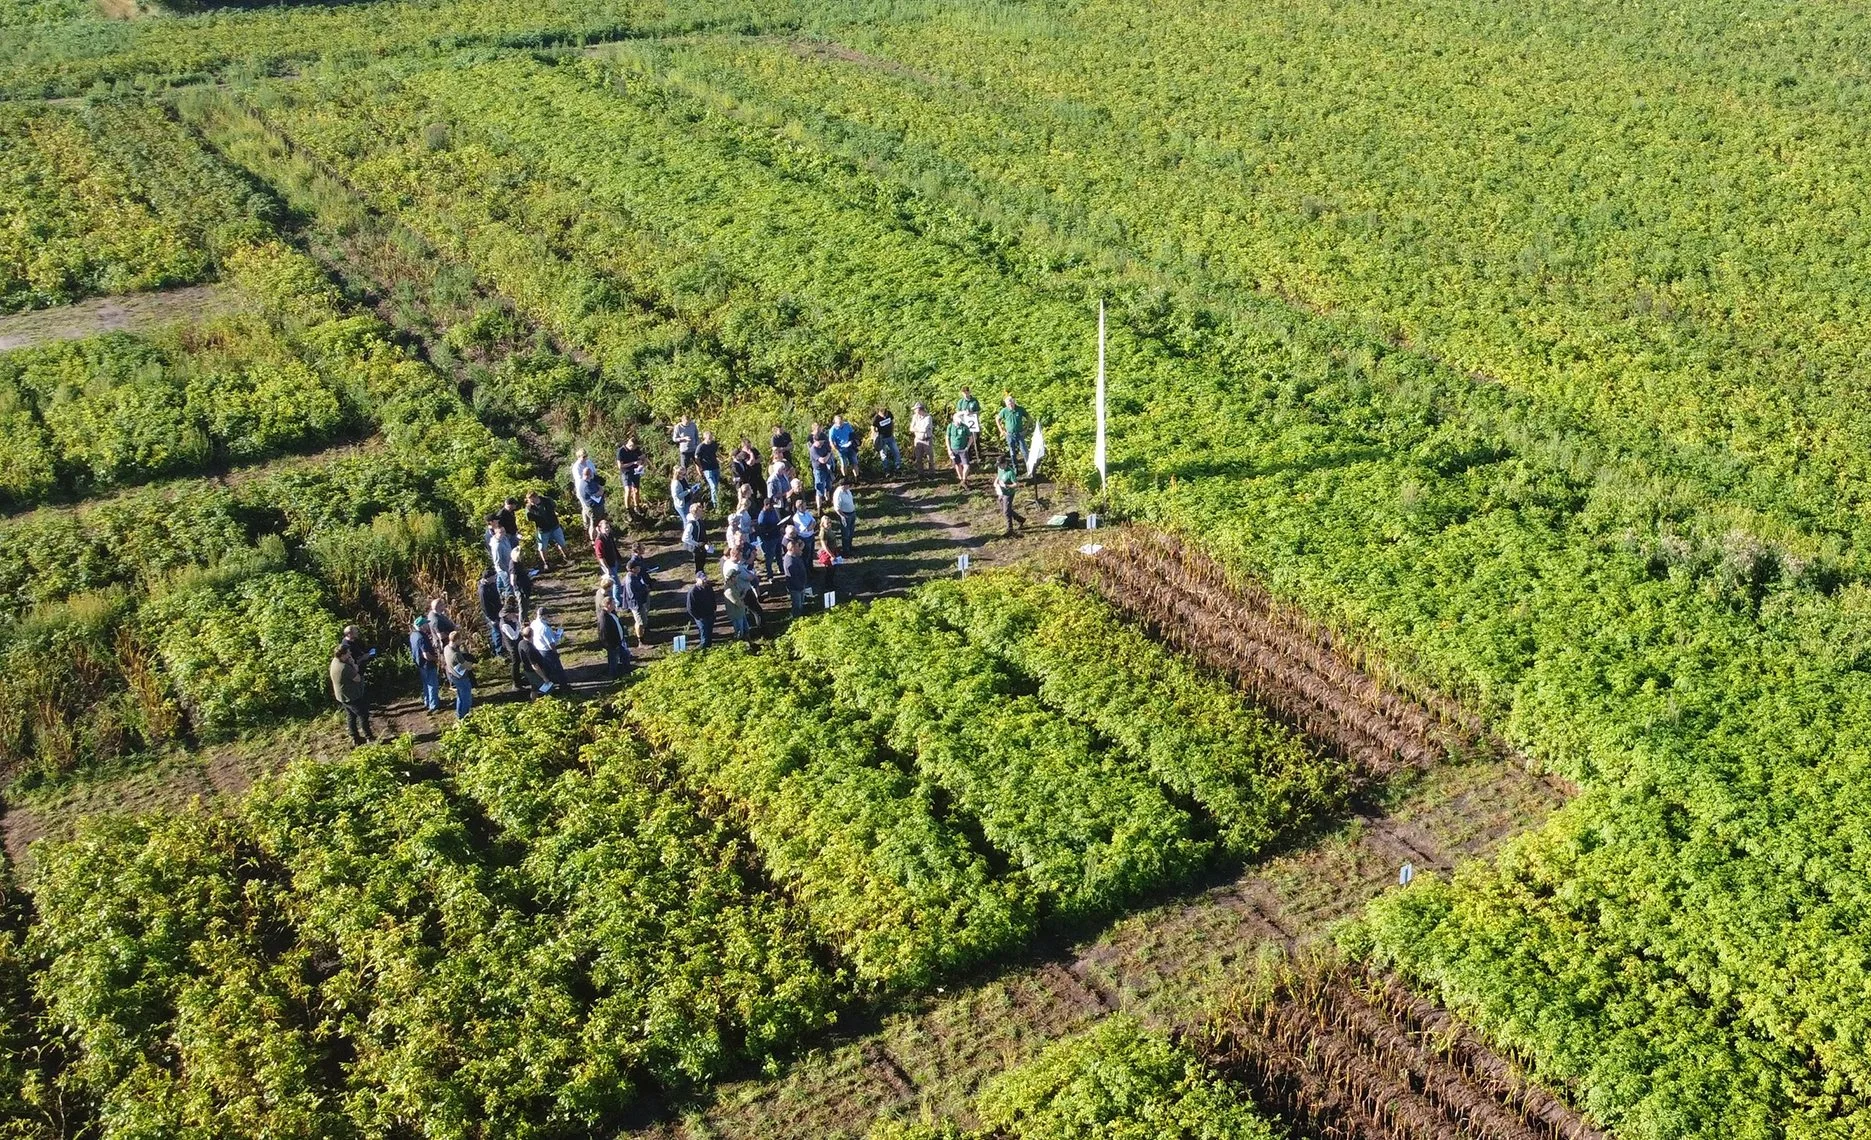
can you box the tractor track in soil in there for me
[1065,525,1570,796]
[1207,965,1608,1140]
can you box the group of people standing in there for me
[329,389,1042,746]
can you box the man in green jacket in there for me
[947,416,973,491]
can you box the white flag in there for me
[1025,418,1046,478]
[1094,300,1107,488]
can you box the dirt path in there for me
[0,284,237,351]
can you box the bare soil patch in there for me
[0,284,237,352]
[1208,964,1608,1140]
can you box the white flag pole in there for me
[1094,300,1107,491]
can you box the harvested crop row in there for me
[1066,526,1514,782]
[1205,964,1604,1140]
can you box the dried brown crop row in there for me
[1066,526,1549,786]
[1202,965,1606,1140]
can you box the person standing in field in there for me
[871,406,900,475]
[614,433,646,515]
[671,414,700,471]
[731,437,762,506]
[683,502,709,573]
[770,421,794,466]
[571,448,603,536]
[488,516,516,596]
[499,600,534,698]
[443,630,475,721]
[832,478,858,555]
[829,414,858,479]
[783,537,810,617]
[996,393,1029,466]
[947,415,973,490]
[331,642,375,746]
[815,524,839,599]
[721,555,749,642]
[426,598,457,640]
[409,615,441,713]
[766,457,792,510]
[623,550,652,646]
[696,430,722,510]
[995,453,1025,537]
[807,423,835,509]
[669,464,696,529]
[756,496,784,582]
[525,490,569,570]
[597,595,632,679]
[477,569,505,657]
[686,571,718,649]
[528,607,569,694]
[910,402,935,476]
[592,516,623,584]
[955,386,983,456]
[507,544,534,615]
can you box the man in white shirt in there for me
[831,480,858,555]
[528,607,569,693]
[909,402,935,476]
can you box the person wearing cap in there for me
[409,615,441,713]
[910,402,935,475]
[686,571,719,649]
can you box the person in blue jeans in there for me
[871,407,900,474]
[807,425,835,508]
[409,615,440,712]
[443,630,475,720]
[756,500,784,580]
[828,414,858,478]
[686,572,718,648]
[783,539,810,617]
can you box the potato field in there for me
[2,0,1869,1136]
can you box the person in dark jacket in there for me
[623,554,652,645]
[755,500,784,582]
[409,616,440,713]
[597,595,633,679]
[696,432,722,510]
[330,642,375,746]
[783,539,810,618]
[498,600,535,698]
[477,570,505,657]
[686,572,718,649]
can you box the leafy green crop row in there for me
[912,574,1344,859]
[277,44,1871,1135]
[786,600,1205,924]
[630,575,1335,982]
[627,645,1033,992]
[0,101,269,313]
[24,704,839,1140]
[868,1016,1281,1140]
[0,239,528,782]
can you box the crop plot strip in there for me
[1068,526,1527,784]
[1205,965,1607,1140]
